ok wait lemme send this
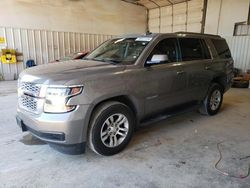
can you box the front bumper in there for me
[16,104,91,145]
[16,116,66,141]
[16,116,86,154]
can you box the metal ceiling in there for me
[121,0,189,9]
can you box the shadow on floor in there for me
[19,133,46,145]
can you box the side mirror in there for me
[147,54,169,65]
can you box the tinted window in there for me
[201,40,211,59]
[147,38,178,64]
[211,39,231,59]
[179,38,210,61]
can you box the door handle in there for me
[205,66,211,70]
[177,70,185,75]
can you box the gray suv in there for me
[16,32,234,156]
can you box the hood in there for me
[19,59,126,85]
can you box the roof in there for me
[116,33,158,38]
[121,0,190,9]
[115,32,221,39]
[174,32,221,38]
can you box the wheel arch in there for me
[93,95,139,118]
[82,94,141,143]
[211,74,227,92]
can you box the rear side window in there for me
[179,38,211,61]
[211,39,231,59]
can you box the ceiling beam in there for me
[148,0,160,8]
[166,0,173,5]
[121,0,145,8]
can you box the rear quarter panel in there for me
[205,38,234,92]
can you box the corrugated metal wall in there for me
[1,27,249,79]
[0,26,114,80]
[225,36,250,72]
[148,0,203,33]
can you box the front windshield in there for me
[86,37,151,65]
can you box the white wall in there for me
[205,0,250,36]
[225,35,250,72]
[0,0,147,80]
[0,0,146,35]
[205,0,250,71]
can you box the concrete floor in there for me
[0,81,250,188]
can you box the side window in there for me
[201,39,211,59]
[146,38,178,65]
[179,38,210,61]
[211,39,231,59]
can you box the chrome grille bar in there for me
[20,82,41,97]
[18,81,44,114]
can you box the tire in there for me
[199,83,223,116]
[88,101,135,156]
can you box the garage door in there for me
[148,0,204,33]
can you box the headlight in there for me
[44,86,83,113]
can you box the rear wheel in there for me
[88,101,135,156]
[199,83,223,115]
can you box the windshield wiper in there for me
[82,57,106,62]
[105,59,121,64]
[91,58,121,64]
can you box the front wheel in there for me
[199,83,224,116]
[88,101,135,156]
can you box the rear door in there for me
[177,37,212,101]
[144,38,189,116]
[209,38,234,89]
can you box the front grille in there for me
[18,81,43,113]
[20,82,41,97]
[20,95,38,112]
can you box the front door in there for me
[144,38,188,116]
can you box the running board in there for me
[140,102,200,127]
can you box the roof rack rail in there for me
[174,31,221,38]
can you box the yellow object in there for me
[0,37,5,44]
[1,49,17,64]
